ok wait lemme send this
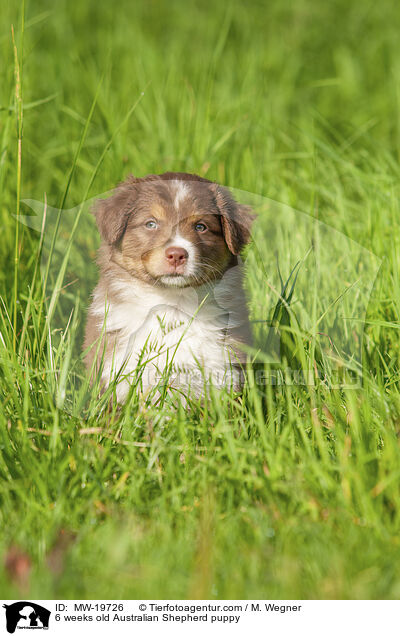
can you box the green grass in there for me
[1,0,400,599]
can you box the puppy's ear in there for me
[93,182,137,245]
[212,184,255,255]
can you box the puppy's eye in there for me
[195,222,207,233]
[145,220,158,230]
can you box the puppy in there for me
[84,172,253,402]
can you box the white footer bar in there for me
[1,599,397,635]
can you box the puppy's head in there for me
[94,172,254,288]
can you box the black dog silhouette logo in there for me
[3,602,51,633]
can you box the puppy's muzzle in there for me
[165,246,188,273]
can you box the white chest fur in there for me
[90,265,248,401]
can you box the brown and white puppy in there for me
[84,172,253,402]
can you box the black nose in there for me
[165,246,188,265]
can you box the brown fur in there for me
[92,172,253,286]
[84,172,254,393]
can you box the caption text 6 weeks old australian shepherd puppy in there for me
[84,172,254,402]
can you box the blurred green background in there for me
[1,0,400,600]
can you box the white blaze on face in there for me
[160,180,199,286]
[172,180,189,208]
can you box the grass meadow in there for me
[1,0,400,599]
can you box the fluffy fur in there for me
[84,172,254,402]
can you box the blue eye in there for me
[195,222,207,232]
[145,220,158,229]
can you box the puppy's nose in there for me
[165,246,188,265]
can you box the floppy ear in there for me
[93,181,137,245]
[212,184,255,255]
